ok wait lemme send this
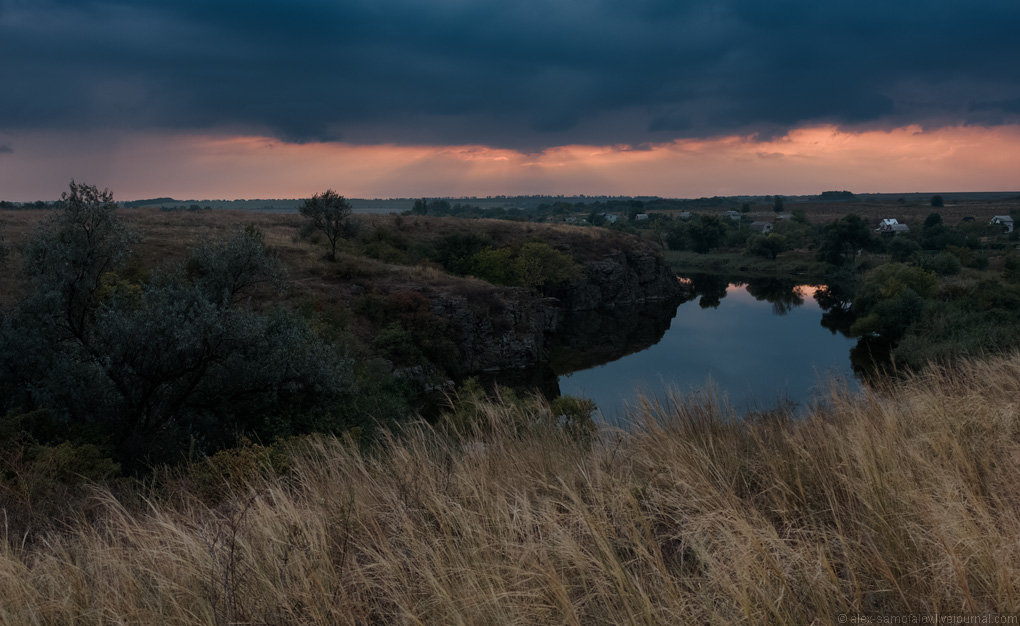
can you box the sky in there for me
[2,0,1020,200]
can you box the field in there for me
[0,207,634,309]
[2,353,1019,623]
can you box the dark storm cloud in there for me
[2,0,1020,149]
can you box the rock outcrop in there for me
[429,292,559,373]
[554,248,684,310]
[433,247,683,374]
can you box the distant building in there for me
[725,210,741,221]
[750,221,773,234]
[877,218,910,234]
[635,213,649,221]
[602,213,619,224]
[677,211,693,220]
[990,215,1014,233]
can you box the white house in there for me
[635,213,649,221]
[725,210,741,221]
[877,218,910,234]
[990,215,1014,233]
[602,212,619,224]
[750,221,773,234]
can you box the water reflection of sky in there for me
[557,283,858,424]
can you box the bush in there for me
[1005,255,1020,283]
[919,251,962,276]
[850,264,937,340]
[887,237,921,262]
[430,233,491,275]
[471,243,580,294]
[747,233,787,259]
[548,395,597,442]
[471,247,516,285]
[0,184,354,467]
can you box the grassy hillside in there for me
[3,353,1019,623]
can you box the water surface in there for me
[556,278,859,423]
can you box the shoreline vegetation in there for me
[664,249,833,281]
[2,353,1019,622]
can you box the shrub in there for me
[850,264,937,340]
[919,251,961,276]
[887,237,921,262]
[747,233,787,259]
[471,243,580,294]
[430,233,491,275]
[0,184,354,467]
[471,247,516,285]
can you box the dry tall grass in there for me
[3,354,1020,624]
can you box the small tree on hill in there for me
[300,189,352,260]
[930,195,944,208]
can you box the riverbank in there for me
[665,249,832,281]
[2,352,1018,623]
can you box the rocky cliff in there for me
[429,292,559,373]
[553,248,684,310]
[432,247,684,374]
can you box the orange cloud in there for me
[2,124,1020,200]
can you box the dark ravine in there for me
[430,248,685,375]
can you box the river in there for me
[555,276,860,424]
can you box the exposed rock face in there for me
[433,248,683,374]
[430,292,560,373]
[554,249,683,310]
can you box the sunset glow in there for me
[2,124,1019,200]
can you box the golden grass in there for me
[3,353,1020,623]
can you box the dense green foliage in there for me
[471,242,580,294]
[425,236,581,295]
[0,183,353,468]
[816,215,877,265]
[747,233,787,259]
[848,264,937,340]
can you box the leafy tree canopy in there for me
[300,189,353,260]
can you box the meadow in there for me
[2,353,1018,623]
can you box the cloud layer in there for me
[3,0,1020,149]
[4,124,1019,200]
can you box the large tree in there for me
[300,189,352,260]
[817,214,876,266]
